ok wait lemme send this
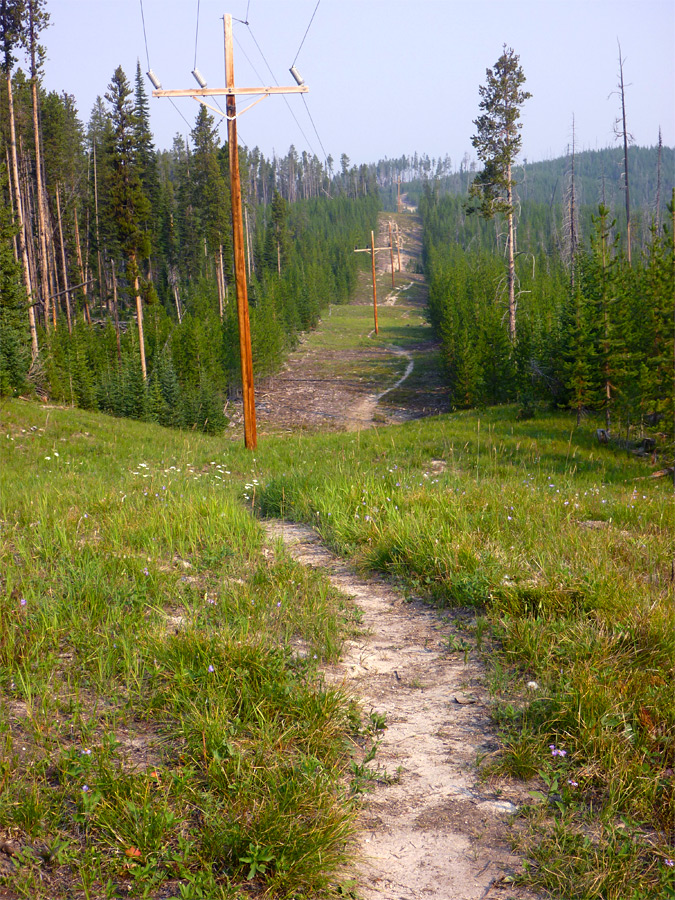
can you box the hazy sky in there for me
[38,0,675,167]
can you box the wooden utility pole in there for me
[152,12,307,450]
[395,222,402,272]
[354,230,391,336]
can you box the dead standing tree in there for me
[613,41,633,265]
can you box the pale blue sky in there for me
[37,0,675,166]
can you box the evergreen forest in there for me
[0,0,673,446]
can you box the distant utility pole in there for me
[151,12,308,449]
[395,223,402,272]
[354,230,390,335]
[397,177,402,213]
[388,221,395,288]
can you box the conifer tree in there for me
[104,65,151,378]
[469,45,531,342]
[133,61,159,268]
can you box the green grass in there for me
[0,402,366,899]
[2,265,674,898]
[248,406,674,899]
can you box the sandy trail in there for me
[263,520,536,900]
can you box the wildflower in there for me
[207,665,215,673]
[550,744,567,757]
[81,748,92,756]
[143,567,149,576]
[526,681,538,691]
[82,784,89,792]
[665,859,674,867]
[20,597,26,607]
[567,779,578,787]
[276,601,281,608]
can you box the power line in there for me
[193,0,201,70]
[302,95,328,163]
[138,0,151,70]
[292,0,321,67]
[245,23,318,158]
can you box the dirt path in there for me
[256,212,537,898]
[264,521,534,900]
[246,213,449,435]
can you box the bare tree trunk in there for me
[47,212,59,328]
[92,142,106,314]
[616,42,632,265]
[73,206,91,325]
[655,127,663,235]
[600,217,611,433]
[218,243,227,312]
[20,145,40,322]
[55,184,73,333]
[5,145,19,262]
[131,251,147,380]
[111,259,122,365]
[506,162,516,342]
[566,115,579,292]
[29,15,51,331]
[6,70,38,359]
[215,251,224,321]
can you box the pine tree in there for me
[469,45,531,342]
[133,61,159,267]
[104,65,151,378]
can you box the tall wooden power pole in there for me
[151,12,307,449]
[354,230,391,336]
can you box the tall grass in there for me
[252,408,674,899]
[0,401,362,898]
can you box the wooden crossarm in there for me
[152,85,308,98]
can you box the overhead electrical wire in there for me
[244,22,318,159]
[193,0,201,70]
[292,0,320,67]
[139,0,151,71]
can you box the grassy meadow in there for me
[0,401,367,899]
[2,267,674,899]
[254,407,674,899]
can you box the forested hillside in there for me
[374,144,674,223]
[0,5,379,429]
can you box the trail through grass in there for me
[251,407,675,900]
